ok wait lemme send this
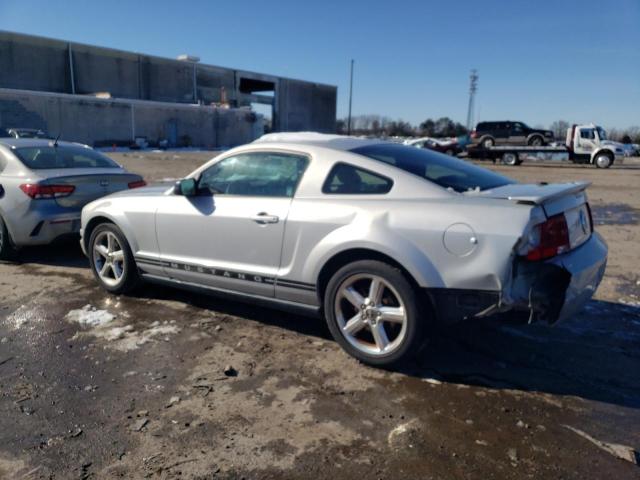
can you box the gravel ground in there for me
[0,151,638,479]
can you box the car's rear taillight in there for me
[525,213,570,261]
[470,130,477,138]
[128,180,147,189]
[19,183,75,199]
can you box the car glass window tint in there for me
[13,146,119,169]
[322,163,392,194]
[199,152,308,197]
[580,129,595,140]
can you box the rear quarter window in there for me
[322,163,393,194]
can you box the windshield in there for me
[13,146,120,170]
[351,143,515,193]
[597,127,607,141]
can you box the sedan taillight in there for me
[19,183,75,199]
[525,213,570,261]
[128,180,147,189]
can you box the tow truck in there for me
[466,124,624,168]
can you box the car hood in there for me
[104,184,170,199]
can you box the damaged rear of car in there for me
[487,182,607,323]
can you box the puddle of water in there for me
[590,203,639,226]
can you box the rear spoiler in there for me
[470,182,591,205]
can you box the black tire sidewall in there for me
[0,215,16,260]
[88,223,138,294]
[323,260,424,367]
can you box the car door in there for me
[510,122,527,145]
[496,122,511,145]
[154,150,310,297]
[576,128,596,154]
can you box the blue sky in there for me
[1,0,638,129]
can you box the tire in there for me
[88,223,139,294]
[445,149,454,156]
[528,135,544,146]
[0,215,17,261]
[594,152,613,169]
[481,137,495,148]
[501,152,519,166]
[323,260,425,367]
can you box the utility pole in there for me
[466,69,478,131]
[347,59,354,135]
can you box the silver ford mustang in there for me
[0,138,145,259]
[80,133,607,366]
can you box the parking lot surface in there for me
[1,152,639,479]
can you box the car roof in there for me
[253,132,385,152]
[0,138,88,149]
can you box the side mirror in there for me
[174,178,197,196]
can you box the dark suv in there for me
[470,121,554,148]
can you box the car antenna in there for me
[53,133,61,148]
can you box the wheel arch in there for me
[83,213,139,255]
[590,148,614,165]
[315,246,442,303]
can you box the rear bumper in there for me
[428,232,607,325]
[509,232,607,323]
[7,207,81,246]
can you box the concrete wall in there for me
[0,89,261,148]
[0,31,337,135]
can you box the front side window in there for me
[351,143,514,193]
[322,163,393,194]
[198,152,309,197]
[13,146,119,170]
[580,129,595,140]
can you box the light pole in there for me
[347,59,354,135]
[466,69,478,132]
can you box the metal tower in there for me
[466,69,478,131]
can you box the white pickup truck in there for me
[467,123,624,168]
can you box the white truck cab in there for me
[566,124,623,168]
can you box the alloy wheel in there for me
[334,274,407,356]
[93,231,126,287]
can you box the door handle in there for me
[252,212,279,224]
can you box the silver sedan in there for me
[0,138,145,259]
[80,133,607,367]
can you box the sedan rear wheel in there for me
[0,215,16,261]
[324,260,424,367]
[89,223,139,293]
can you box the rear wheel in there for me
[445,149,454,156]
[594,152,613,169]
[0,215,16,261]
[89,223,139,294]
[481,137,495,148]
[324,260,425,367]
[501,152,520,166]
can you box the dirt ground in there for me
[1,151,639,479]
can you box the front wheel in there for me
[528,136,544,146]
[324,260,425,367]
[594,152,613,169]
[89,223,139,294]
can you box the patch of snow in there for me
[66,305,115,327]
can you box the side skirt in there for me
[141,273,322,319]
